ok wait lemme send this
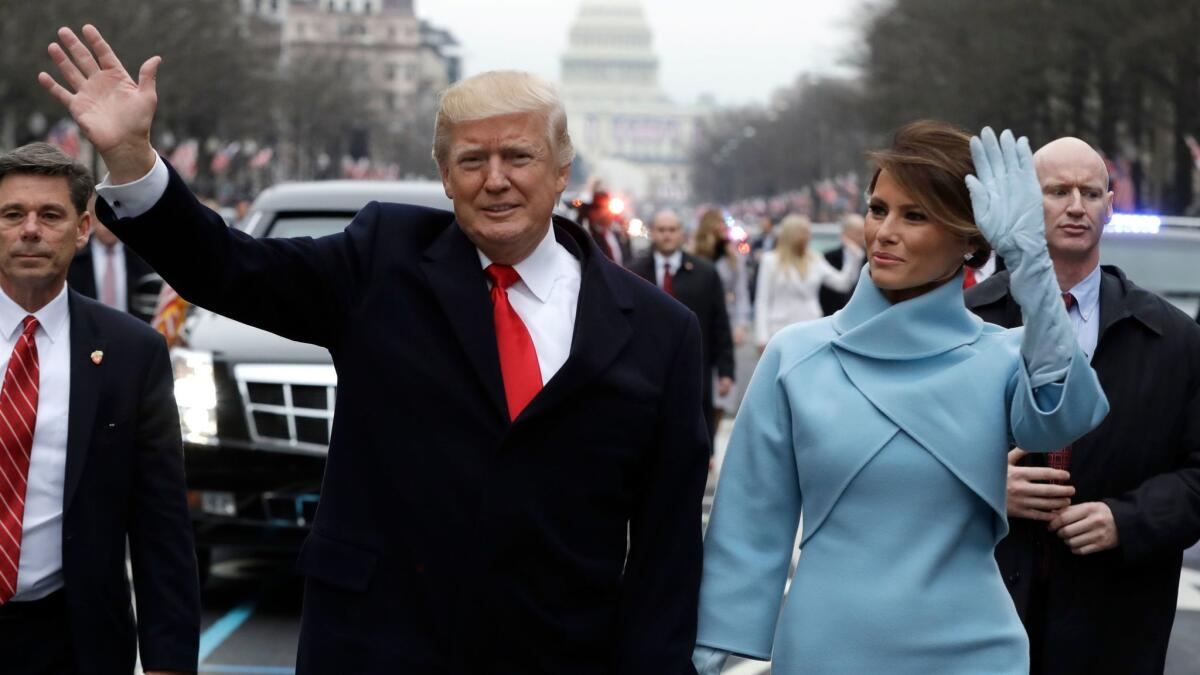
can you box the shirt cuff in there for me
[95,154,169,220]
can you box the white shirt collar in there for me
[1066,264,1102,322]
[653,250,683,271]
[477,222,561,303]
[0,284,70,344]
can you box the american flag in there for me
[45,120,81,158]
[169,139,199,181]
[151,284,190,348]
[248,146,273,170]
[210,141,241,175]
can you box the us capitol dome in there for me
[560,0,701,204]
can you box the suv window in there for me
[265,213,355,239]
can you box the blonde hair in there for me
[432,71,575,170]
[692,208,726,259]
[775,213,820,280]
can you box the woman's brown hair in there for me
[867,120,991,268]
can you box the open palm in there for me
[38,25,160,177]
[965,127,1047,263]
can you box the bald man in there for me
[966,137,1200,675]
[631,211,734,443]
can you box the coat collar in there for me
[972,265,1165,338]
[832,267,983,360]
[1096,264,1164,338]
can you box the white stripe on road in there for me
[725,660,771,675]
[1179,568,1200,612]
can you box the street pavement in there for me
[178,342,1200,674]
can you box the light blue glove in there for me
[966,127,1075,387]
[692,645,729,675]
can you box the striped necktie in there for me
[0,316,40,604]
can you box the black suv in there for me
[171,180,452,581]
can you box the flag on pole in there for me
[46,120,81,158]
[151,284,190,348]
[210,141,241,175]
[248,146,274,169]
[169,140,199,181]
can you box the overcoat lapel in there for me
[419,223,508,423]
[519,220,632,423]
[63,291,105,513]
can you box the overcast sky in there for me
[417,0,867,106]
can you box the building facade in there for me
[560,0,698,204]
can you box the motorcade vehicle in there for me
[172,180,452,582]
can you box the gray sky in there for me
[417,0,864,106]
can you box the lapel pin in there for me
[684,261,694,271]
[90,350,104,365]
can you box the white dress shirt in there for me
[1064,264,1102,361]
[1,286,71,601]
[478,226,582,385]
[653,250,683,289]
[604,228,624,266]
[973,253,999,284]
[98,156,584,385]
[89,237,128,312]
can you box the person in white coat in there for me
[753,214,862,350]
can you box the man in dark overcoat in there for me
[967,136,1200,675]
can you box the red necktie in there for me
[662,262,675,296]
[485,265,542,420]
[0,316,40,604]
[962,266,977,289]
[1047,292,1077,480]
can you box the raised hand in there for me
[38,25,161,183]
[964,127,1047,264]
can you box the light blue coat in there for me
[696,269,1108,673]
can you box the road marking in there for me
[726,659,771,675]
[1180,568,1200,612]
[201,662,295,667]
[199,598,261,662]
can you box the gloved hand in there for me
[692,645,729,675]
[964,128,1046,268]
[966,127,1075,388]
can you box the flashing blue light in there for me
[1107,213,1161,234]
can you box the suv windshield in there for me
[265,214,355,239]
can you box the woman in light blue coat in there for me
[693,122,1109,674]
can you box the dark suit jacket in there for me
[588,223,633,267]
[99,163,709,674]
[67,242,158,322]
[630,252,734,433]
[818,247,853,316]
[61,291,200,673]
[966,266,1200,675]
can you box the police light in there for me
[1107,213,1161,234]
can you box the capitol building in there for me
[560,0,700,204]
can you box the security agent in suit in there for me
[966,137,1200,675]
[818,213,866,316]
[67,198,157,322]
[0,143,198,674]
[631,210,735,442]
[44,26,708,674]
